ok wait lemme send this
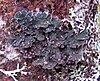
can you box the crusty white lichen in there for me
[4,45,20,60]
[0,16,6,28]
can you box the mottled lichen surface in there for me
[0,0,99,81]
[8,10,89,70]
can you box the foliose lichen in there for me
[8,10,89,69]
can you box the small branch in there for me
[0,63,28,81]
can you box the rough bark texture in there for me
[0,0,99,81]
